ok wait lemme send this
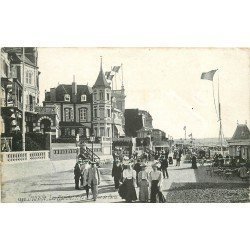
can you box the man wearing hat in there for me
[74,161,81,190]
[87,162,101,201]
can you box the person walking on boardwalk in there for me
[138,164,149,202]
[191,154,198,169]
[74,161,81,190]
[120,163,137,203]
[87,162,101,201]
[112,159,123,190]
[133,159,142,186]
[160,156,169,179]
[149,163,163,203]
[80,160,90,199]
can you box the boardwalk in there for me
[1,158,249,203]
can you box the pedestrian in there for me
[238,164,248,181]
[149,163,163,203]
[74,161,81,190]
[133,159,142,186]
[138,164,149,202]
[87,162,101,201]
[191,154,197,169]
[112,159,123,190]
[121,163,137,203]
[80,160,90,199]
[160,156,169,179]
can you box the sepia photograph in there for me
[1,47,249,203]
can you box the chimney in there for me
[50,88,56,101]
[72,80,77,103]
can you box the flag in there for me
[201,69,218,81]
[112,66,120,73]
[108,74,114,80]
[105,71,111,78]
[188,133,192,137]
[183,126,186,130]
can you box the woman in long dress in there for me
[121,164,137,203]
[138,164,149,202]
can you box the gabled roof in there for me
[45,83,93,102]
[93,67,111,88]
[8,52,36,67]
[231,124,250,140]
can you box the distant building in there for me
[43,81,92,139]
[227,124,250,160]
[41,60,125,140]
[151,129,166,142]
[124,109,153,137]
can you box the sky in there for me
[38,48,250,139]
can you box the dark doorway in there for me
[40,119,51,134]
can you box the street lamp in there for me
[89,133,95,162]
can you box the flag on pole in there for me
[201,69,218,81]
[108,74,114,80]
[112,66,120,73]
[105,71,111,78]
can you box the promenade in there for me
[2,157,248,203]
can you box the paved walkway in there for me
[1,157,246,203]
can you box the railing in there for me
[35,106,58,114]
[26,104,35,112]
[84,146,100,163]
[1,100,23,110]
[101,136,112,142]
[1,150,50,163]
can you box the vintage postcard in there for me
[1,47,249,203]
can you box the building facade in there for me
[1,47,40,136]
[43,81,93,139]
[227,124,250,161]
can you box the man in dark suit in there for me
[74,162,81,190]
[160,156,169,179]
[112,159,123,190]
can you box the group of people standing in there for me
[112,159,166,203]
[74,160,100,201]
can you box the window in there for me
[100,127,105,137]
[25,70,33,84]
[81,94,86,102]
[64,94,70,102]
[107,93,110,100]
[79,108,87,121]
[94,108,97,118]
[107,109,111,117]
[94,128,98,137]
[107,127,110,137]
[93,92,97,101]
[100,108,105,119]
[64,108,73,121]
[99,91,104,100]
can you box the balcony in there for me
[35,106,58,115]
[1,100,23,110]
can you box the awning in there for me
[115,124,125,136]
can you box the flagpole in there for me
[217,73,223,156]
[121,63,124,86]
[22,47,26,151]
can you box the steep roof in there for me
[93,67,111,88]
[45,83,92,102]
[231,124,250,140]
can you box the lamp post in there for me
[89,133,95,162]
